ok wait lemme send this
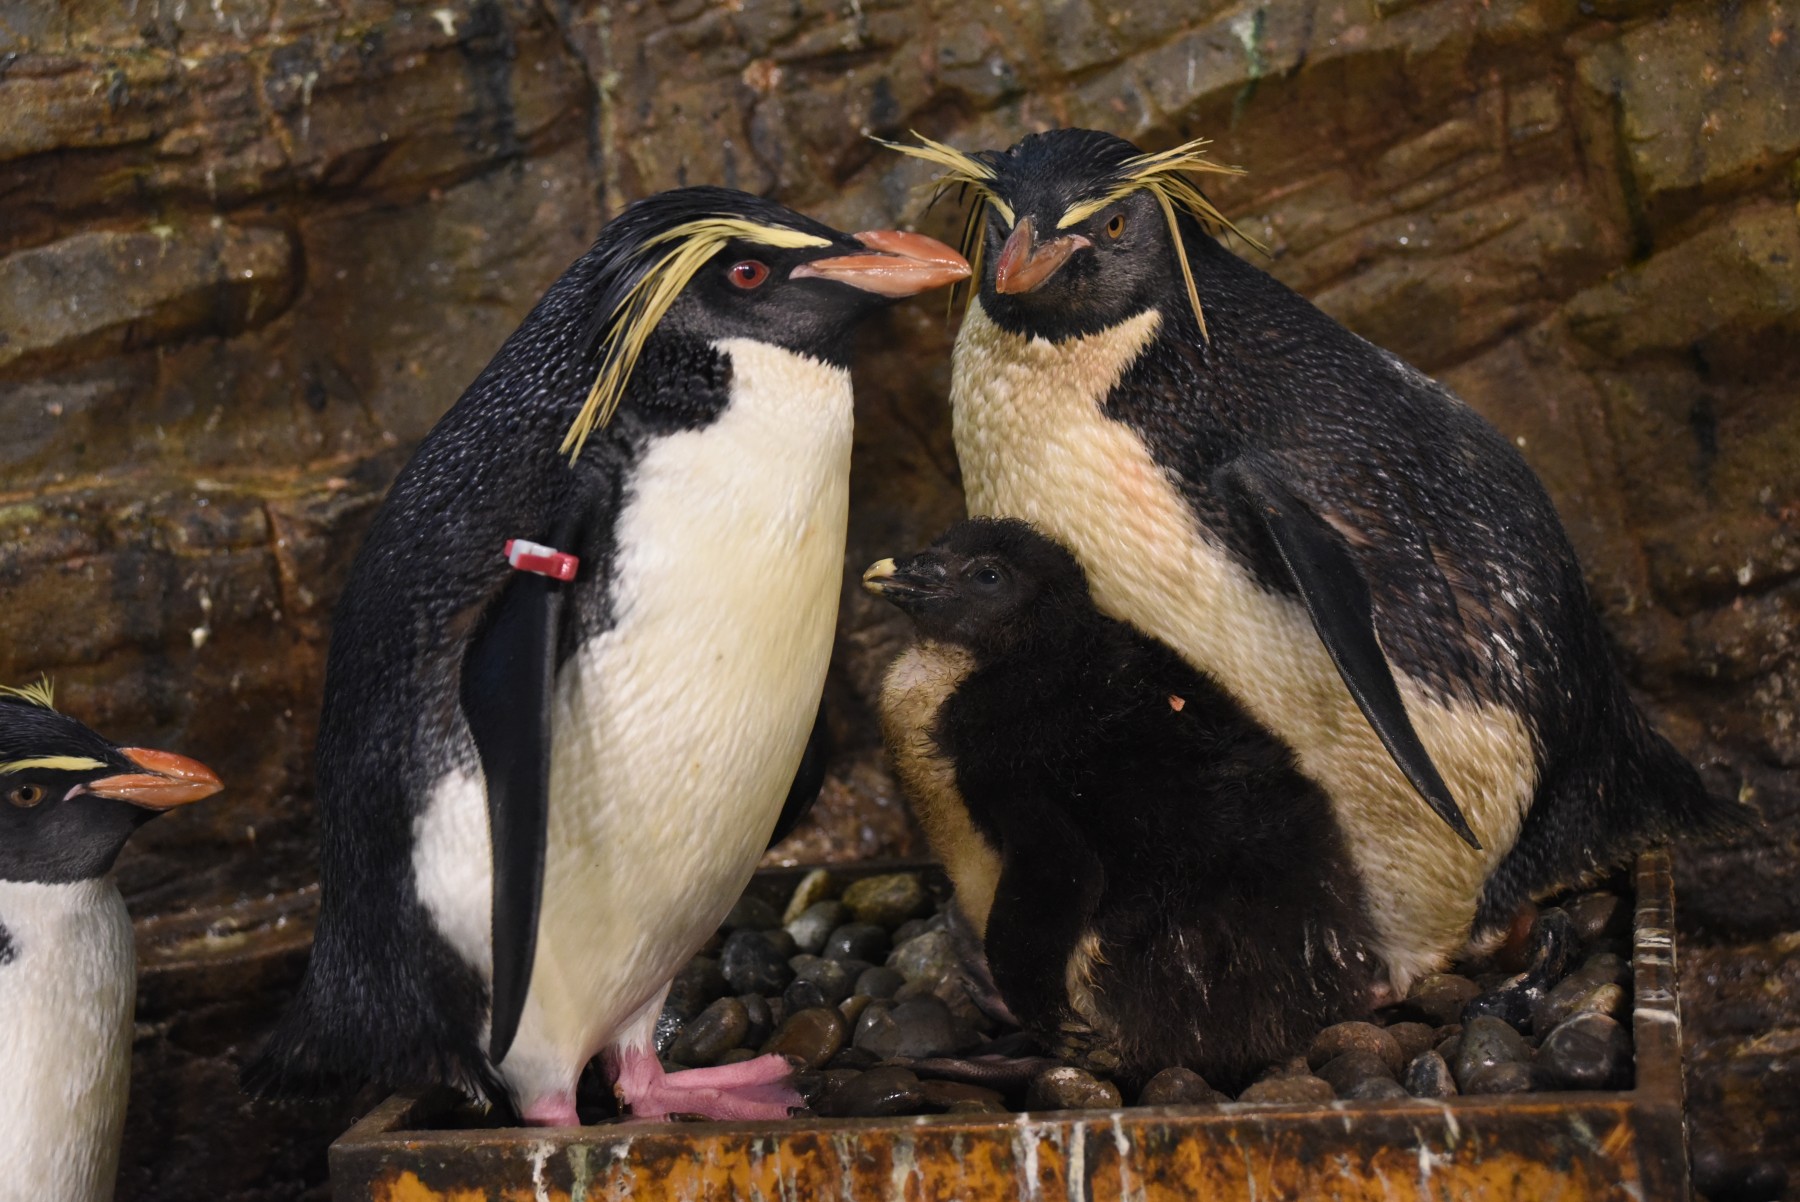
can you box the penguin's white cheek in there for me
[412,765,493,981]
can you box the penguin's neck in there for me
[0,877,136,1202]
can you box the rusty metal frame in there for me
[330,851,1688,1201]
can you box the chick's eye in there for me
[728,260,770,289]
[9,783,45,808]
[1105,213,1126,239]
[973,567,1001,587]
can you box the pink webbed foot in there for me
[609,1046,802,1122]
[518,1094,582,1127]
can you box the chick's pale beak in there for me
[862,556,949,607]
[86,748,223,810]
[861,558,899,595]
[790,230,970,298]
[993,216,1091,295]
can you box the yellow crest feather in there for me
[872,133,1018,319]
[0,677,57,711]
[560,218,833,461]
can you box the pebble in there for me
[669,997,749,1067]
[1566,892,1627,943]
[796,1067,858,1113]
[1307,1021,1405,1075]
[786,902,851,955]
[1464,1061,1534,1095]
[720,931,796,995]
[889,996,959,1058]
[1251,1056,1312,1083]
[831,1066,927,1117]
[653,1006,685,1056]
[739,993,773,1047]
[1316,1050,1396,1095]
[1536,1013,1631,1090]
[1402,1050,1458,1098]
[841,873,931,930]
[762,1006,847,1072]
[1400,974,1481,1025]
[888,928,958,985]
[1025,1066,1123,1110]
[722,895,783,933]
[791,955,856,1005]
[665,956,727,1020]
[1385,1022,1438,1062]
[1342,1077,1411,1101]
[1464,909,1575,1030]
[1531,953,1629,1034]
[838,994,872,1025]
[823,922,891,964]
[1137,1067,1228,1106]
[1238,1075,1335,1105]
[783,869,838,924]
[1453,1016,1530,1091]
[920,1079,1007,1112]
[827,1045,881,1072]
[716,1047,758,1066]
[893,912,948,945]
[855,966,906,1000]
[853,1001,903,1059]
[784,979,830,1013]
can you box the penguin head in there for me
[563,187,969,456]
[880,129,1262,342]
[863,518,1093,657]
[0,683,222,884]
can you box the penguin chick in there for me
[0,681,222,1202]
[868,519,1380,1090]
[243,188,968,1126]
[882,129,1737,991]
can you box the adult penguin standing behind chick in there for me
[883,129,1732,990]
[1,681,223,1202]
[243,189,968,1125]
[868,520,1380,1091]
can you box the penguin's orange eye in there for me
[1105,214,1126,239]
[728,261,770,290]
[8,784,45,808]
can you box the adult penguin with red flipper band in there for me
[1,680,223,1202]
[880,129,1736,992]
[242,188,968,1125]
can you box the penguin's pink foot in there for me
[519,1094,581,1127]
[609,1047,802,1121]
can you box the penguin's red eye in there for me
[728,260,770,290]
[1105,213,1126,239]
[8,784,44,808]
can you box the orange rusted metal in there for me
[331,852,1689,1202]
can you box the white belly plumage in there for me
[0,878,135,1202]
[950,300,1536,990]
[412,338,853,1109]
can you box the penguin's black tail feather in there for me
[239,920,499,1106]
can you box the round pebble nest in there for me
[562,867,1636,1122]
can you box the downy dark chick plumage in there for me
[884,129,1735,990]
[1,682,222,1202]
[243,188,967,1124]
[869,519,1380,1091]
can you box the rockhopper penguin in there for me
[243,188,968,1125]
[868,519,1379,1091]
[882,129,1733,991]
[0,681,223,1202]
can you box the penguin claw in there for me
[611,1048,802,1122]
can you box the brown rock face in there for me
[2,0,1795,1197]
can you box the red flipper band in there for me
[503,539,579,582]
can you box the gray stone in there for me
[783,868,839,923]
[793,955,856,1005]
[761,1006,847,1072]
[1136,1066,1228,1106]
[854,966,906,1000]
[1402,1050,1459,1098]
[1536,1013,1632,1091]
[920,1079,1007,1112]
[853,1001,902,1059]
[1465,1061,1534,1095]
[1025,1066,1123,1110]
[889,996,959,1059]
[1565,892,1628,943]
[668,997,749,1067]
[1342,1077,1412,1101]
[831,1066,927,1118]
[1238,1075,1336,1104]
[786,901,851,955]
[1402,974,1481,1025]
[841,873,932,930]
[720,895,782,933]
[720,930,795,995]
[665,956,727,1020]
[888,928,958,985]
[739,993,774,1047]
[824,922,891,963]
[1308,1021,1405,1075]
[1317,1050,1398,1095]
[1385,1022,1438,1062]
[1453,1016,1530,1091]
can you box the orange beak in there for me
[86,748,223,810]
[992,216,1091,295]
[790,229,970,297]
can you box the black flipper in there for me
[1216,458,1483,850]
[460,556,568,1065]
[767,702,830,851]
